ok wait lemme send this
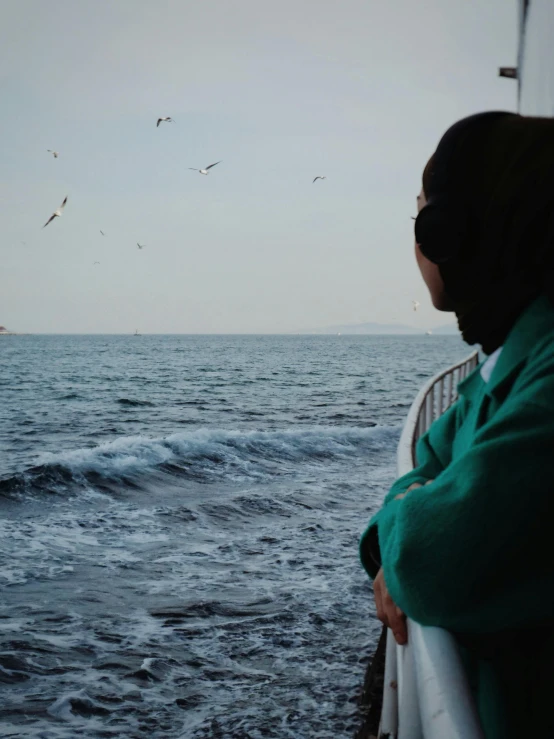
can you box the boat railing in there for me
[379,350,483,739]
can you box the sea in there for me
[0,333,469,739]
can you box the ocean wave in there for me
[117,398,155,407]
[47,689,111,720]
[0,426,397,498]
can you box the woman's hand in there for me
[375,480,434,643]
[394,479,433,501]
[373,567,407,645]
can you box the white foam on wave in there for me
[0,502,167,587]
[36,425,397,481]
[1,423,396,738]
[47,688,108,722]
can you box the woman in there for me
[360,111,554,738]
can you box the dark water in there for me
[0,334,468,738]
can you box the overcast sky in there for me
[1,0,518,333]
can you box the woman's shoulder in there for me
[513,327,554,408]
[526,324,554,370]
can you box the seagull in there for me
[137,243,146,249]
[42,196,68,228]
[189,161,221,175]
[412,300,420,312]
[100,230,106,236]
[157,117,174,127]
[47,150,59,158]
[93,261,100,265]
[313,176,327,183]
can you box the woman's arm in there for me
[369,357,554,633]
[384,397,461,504]
[361,399,462,577]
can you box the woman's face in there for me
[415,189,453,311]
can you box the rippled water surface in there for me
[0,334,468,738]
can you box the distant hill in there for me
[0,325,20,335]
[297,320,460,335]
[299,321,422,335]
[430,323,459,335]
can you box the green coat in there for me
[360,295,554,739]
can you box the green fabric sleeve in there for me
[359,500,402,579]
[372,357,554,633]
[360,399,462,578]
[384,399,461,505]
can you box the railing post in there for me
[446,372,453,409]
[418,407,426,439]
[425,392,433,429]
[436,378,444,417]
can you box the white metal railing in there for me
[396,351,479,477]
[379,350,484,739]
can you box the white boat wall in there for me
[518,0,554,115]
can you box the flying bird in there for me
[42,196,68,228]
[47,150,59,158]
[189,161,221,175]
[137,243,146,249]
[412,300,420,312]
[313,176,327,183]
[100,230,105,236]
[93,261,100,265]
[157,117,174,127]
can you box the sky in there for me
[0,0,519,333]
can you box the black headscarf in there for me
[422,113,554,354]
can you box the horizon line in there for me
[0,330,457,336]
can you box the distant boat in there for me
[425,330,433,336]
[134,329,140,336]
